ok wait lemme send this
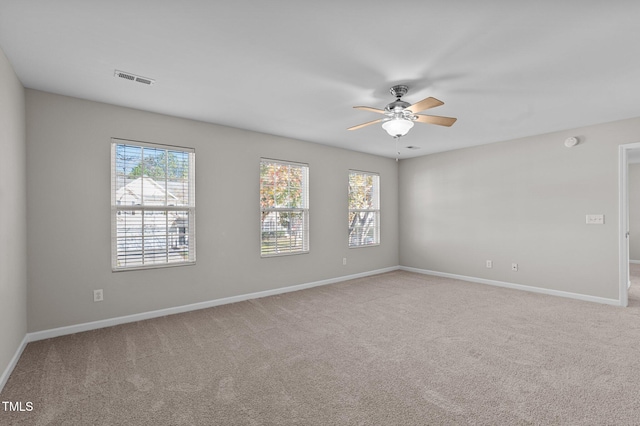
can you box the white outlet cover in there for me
[586,214,604,225]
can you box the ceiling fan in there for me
[348,85,457,138]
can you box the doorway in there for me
[618,143,640,307]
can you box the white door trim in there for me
[618,143,640,307]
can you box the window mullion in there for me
[164,149,169,264]
[141,207,145,265]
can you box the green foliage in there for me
[348,172,379,245]
[260,162,305,225]
[129,151,187,180]
[348,173,375,209]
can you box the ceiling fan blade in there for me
[348,118,384,131]
[414,114,457,127]
[407,97,444,113]
[353,106,386,114]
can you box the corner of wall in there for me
[0,46,28,393]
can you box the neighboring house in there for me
[261,212,289,235]
[115,176,180,206]
[114,177,189,264]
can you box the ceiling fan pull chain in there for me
[395,136,399,162]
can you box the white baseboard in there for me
[399,266,622,306]
[0,266,398,392]
[4,264,620,393]
[0,335,28,393]
[26,266,400,343]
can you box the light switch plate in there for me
[586,214,604,225]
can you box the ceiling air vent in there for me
[114,70,155,85]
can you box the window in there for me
[260,159,309,256]
[111,139,195,270]
[348,170,380,247]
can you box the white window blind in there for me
[260,159,309,256]
[111,139,196,270]
[348,170,380,247]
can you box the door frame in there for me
[618,143,640,307]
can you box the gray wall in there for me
[399,118,640,300]
[19,85,640,333]
[25,89,399,332]
[0,49,27,378]
[629,163,640,261]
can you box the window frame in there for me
[348,169,380,248]
[111,138,196,271]
[260,158,310,257]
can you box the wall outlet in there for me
[511,263,518,272]
[486,260,493,268]
[343,257,347,265]
[586,214,604,225]
[93,289,104,302]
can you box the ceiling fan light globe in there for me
[382,118,414,137]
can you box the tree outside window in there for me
[349,171,380,247]
[260,159,309,256]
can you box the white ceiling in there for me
[1,0,640,159]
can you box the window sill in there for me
[260,251,309,258]
[348,243,380,249]
[112,261,196,272]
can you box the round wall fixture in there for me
[564,136,579,147]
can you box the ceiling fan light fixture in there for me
[382,118,414,137]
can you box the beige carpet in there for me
[3,269,640,425]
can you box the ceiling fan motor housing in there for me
[386,85,412,116]
[385,99,411,113]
